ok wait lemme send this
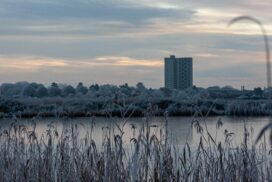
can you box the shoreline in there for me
[0,111,271,119]
[0,97,272,119]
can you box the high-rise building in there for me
[164,55,193,90]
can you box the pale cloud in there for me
[94,56,162,67]
[195,8,239,19]
[195,53,219,58]
[0,56,163,71]
[0,56,68,71]
[183,8,272,36]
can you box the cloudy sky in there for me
[0,0,271,88]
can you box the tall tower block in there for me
[164,55,193,90]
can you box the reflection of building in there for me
[164,55,193,90]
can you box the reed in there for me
[0,115,271,182]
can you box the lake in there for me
[0,116,271,148]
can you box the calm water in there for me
[0,116,271,147]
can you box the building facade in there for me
[164,55,193,90]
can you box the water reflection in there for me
[0,116,271,148]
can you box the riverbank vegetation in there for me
[0,116,271,181]
[0,82,272,118]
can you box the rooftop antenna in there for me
[228,16,271,88]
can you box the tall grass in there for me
[0,116,271,181]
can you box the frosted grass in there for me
[0,115,271,181]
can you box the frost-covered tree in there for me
[97,85,115,98]
[193,89,210,100]
[207,86,220,90]
[14,82,29,96]
[0,82,30,97]
[151,89,165,99]
[185,87,198,97]
[253,87,263,96]
[174,90,189,102]
[36,85,48,98]
[48,82,61,97]
[63,85,76,96]
[119,83,134,96]
[136,82,146,91]
[22,84,36,97]
[263,88,272,99]
[76,82,88,95]
[222,85,236,91]
[29,82,40,90]
[89,84,99,92]
[0,83,16,97]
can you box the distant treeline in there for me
[0,81,271,99]
[0,82,272,118]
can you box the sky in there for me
[0,0,271,89]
